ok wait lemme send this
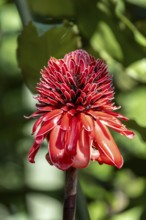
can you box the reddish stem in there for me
[63,167,78,220]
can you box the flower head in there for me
[27,49,134,170]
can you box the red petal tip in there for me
[115,156,124,169]
[127,131,135,139]
[28,157,35,163]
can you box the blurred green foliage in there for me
[0,0,146,219]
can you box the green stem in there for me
[13,0,32,26]
[77,183,91,220]
[63,167,78,220]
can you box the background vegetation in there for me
[0,0,146,219]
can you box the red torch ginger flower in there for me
[27,49,134,170]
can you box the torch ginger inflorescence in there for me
[27,49,134,170]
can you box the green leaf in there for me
[17,22,81,92]
[126,59,146,83]
[90,1,145,65]
[115,0,146,47]
[117,87,146,127]
[28,0,74,17]
[77,183,91,220]
[88,201,107,220]
[114,129,146,159]
[0,4,21,32]
[111,207,142,220]
[126,0,146,8]
[73,0,99,39]
[91,21,123,61]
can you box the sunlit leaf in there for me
[91,3,145,65]
[0,35,19,74]
[88,201,107,220]
[126,59,146,83]
[0,4,21,32]
[117,87,146,127]
[85,163,113,181]
[91,21,123,61]
[115,0,146,47]
[114,130,146,159]
[0,3,21,74]
[115,169,145,198]
[111,207,142,220]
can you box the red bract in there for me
[27,49,134,170]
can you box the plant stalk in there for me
[63,167,78,220]
[14,0,32,26]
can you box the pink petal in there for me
[93,120,123,168]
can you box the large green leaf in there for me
[73,0,98,39]
[17,22,81,92]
